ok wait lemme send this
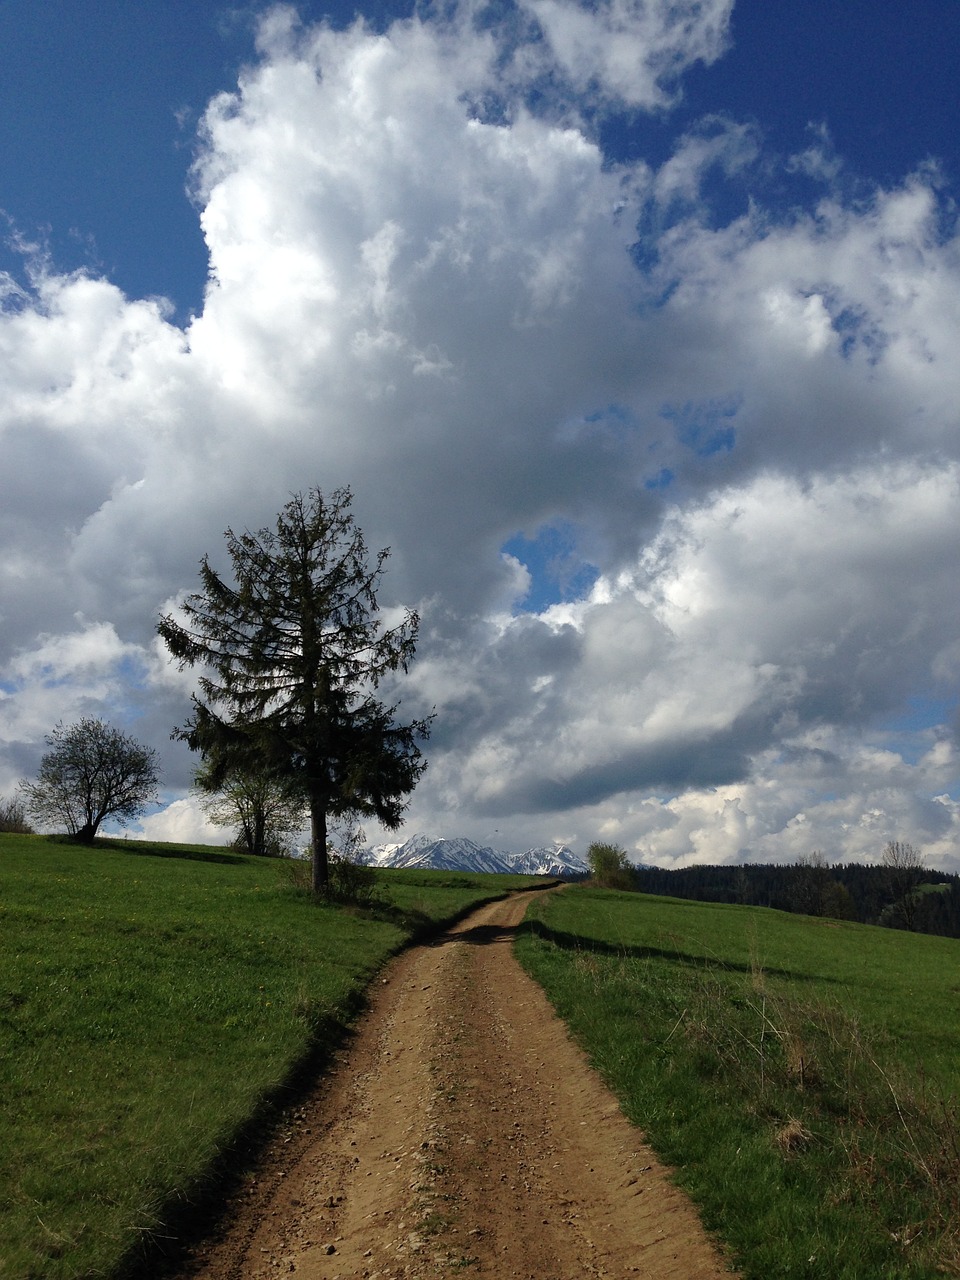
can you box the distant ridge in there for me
[364,833,589,878]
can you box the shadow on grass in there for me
[520,916,840,987]
[421,881,565,949]
[42,834,248,866]
[120,845,248,866]
[119,994,370,1280]
[318,877,564,948]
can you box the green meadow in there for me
[517,887,960,1280]
[4,837,960,1280]
[0,833,538,1280]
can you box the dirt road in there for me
[177,890,735,1279]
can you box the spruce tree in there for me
[158,487,430,893]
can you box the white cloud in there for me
[653,116,759,207]
[386,460,960,863]
[619,729,960,872]
[518,0,733,108]
[134,796,227,847]
[1,621,148,745]
[2,0,959,869]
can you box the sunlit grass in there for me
[0,833,541,1279]
[516,888,960,1280]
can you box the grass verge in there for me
[0,833,541,1280]
[515,887,960,1280]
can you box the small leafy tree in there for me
[195,759,307,857]
[326,821,383,906]
[791,852,855,920]
[882,839,926,930]
[158,486,431,894]
[791,851,833,916]
[822,879,856,921]
[19,719,159,843]
[587,841,635,891]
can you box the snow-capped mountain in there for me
[365,835,513,874]
[506,845,590,878]
[363,833,589,878]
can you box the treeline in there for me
[630,860,960,939]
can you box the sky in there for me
[2,0,960,869]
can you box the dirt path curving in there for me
[175,890,736,1279]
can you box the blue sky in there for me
[4,3,958,315]
[2,0,959,866]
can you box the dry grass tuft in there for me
[775,1118,814,1155]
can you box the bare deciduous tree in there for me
[19,719,159,843]
[195,760,307,857]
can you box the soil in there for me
[172,889,736,1279]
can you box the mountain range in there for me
[362,833,590,878]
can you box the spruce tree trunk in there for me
[310,795,328,895]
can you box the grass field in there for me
[516,887,960,1280]
[0,833,540,1280]
[7,837,959,1280]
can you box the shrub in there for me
[586,841,636,891]
[326,854,384,907]
[0,796,34,834]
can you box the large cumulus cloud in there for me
[1,0,958,867]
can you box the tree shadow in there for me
[120,996,370,1280]
[108,839,247,866]
[432,920,523,946]
[423,882,563,949]
[519,917,840,987]
[45,833,248,866]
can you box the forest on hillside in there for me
[630,860,960,939]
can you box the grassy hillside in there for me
[516,887,960,1279]
[8,836,958,1279]
[0,833,539,1280]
